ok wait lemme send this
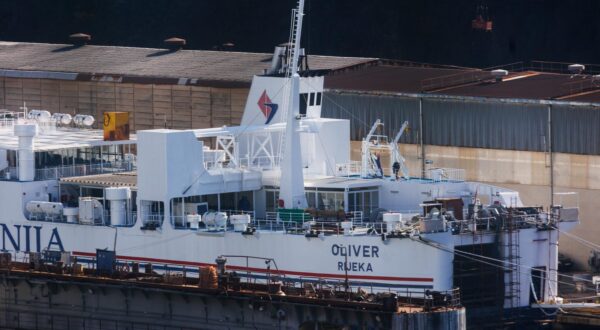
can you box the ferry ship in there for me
[0,0,578,314]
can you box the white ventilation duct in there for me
[73,114,95,127]
[568,64,585,74]
[14,124,37,181]
[230,214,251,232]
[105,187,131,226]
[27,110,51,122]
[51,113,73,125]
[63,207,79,223]
[491,69,509,82]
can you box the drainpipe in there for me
[419,98,425,178]
[548,104,554,207]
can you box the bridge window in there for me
[348,188,379,218]
[299,93,308,115]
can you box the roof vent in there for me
[568,64,585,74]
[491,69,509,82]
[164,37,186,50]
[69,33,91,46]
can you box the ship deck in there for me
[0,126,136,151]
[60,171,137,188]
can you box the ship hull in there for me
[0,217,454,292]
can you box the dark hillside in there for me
[0,0,598,67]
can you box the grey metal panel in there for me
[553,105,600,155]
[322,92,420,143]
[323,91,599,155]
[0,69,78,80]
[423,99,548,151]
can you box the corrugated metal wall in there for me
[322,91,600,155]
[422,99,547,151]
[321,93,420,144]
[553,105,600,155]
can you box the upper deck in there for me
[0,110,136,181]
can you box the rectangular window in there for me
[300,93,308,115]
[348,192,355,211]
[371,191,379,209]
[316,92,322,106]
[309,93,315,106]
[530,267,546,303]
[306,192,316,208]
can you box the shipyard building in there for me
[0,40,597,271]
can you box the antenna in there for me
[278,0,308,209]
[19,102,28,118]
[285,0,305,77]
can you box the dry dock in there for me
[0,253,465,330]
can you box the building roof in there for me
[0,41,374,87]
[325,64,469,93]
[324,61,600,103]
[3,41,600,103]
[437,72,594,100]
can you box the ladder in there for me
[279,0,304,167]
[284,0,304,77]
[504,209,521,313]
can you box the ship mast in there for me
[278,0,307,209]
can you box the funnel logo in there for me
[258,90,278,124]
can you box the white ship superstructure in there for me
[0,0,580,313]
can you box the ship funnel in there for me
[267,46,286,75]
[14,124,37,181]
[269,43,308,75]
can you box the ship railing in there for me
[253,217,300,232]
[239,155,281,170]
[0,110,25,129]
[451,213,546,234]
[4,161,137,181]
[335,161,362,177]
[141,214,164,230]
[348,211,364,225]
[204,156,282,171]
[421,69,491,91]
[0,167,18,180]
[255,215,372,235]
[281,276,461,309]
[451,217,496,233]
[220,209,255,219]
[425,168,465,182]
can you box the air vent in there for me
[491,69,509,82]
[568,64,585,74]
[164,37,186,50]
[69,33,91,46]
[221,42,235,49]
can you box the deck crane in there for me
[361,119,410,180]
[390,121,410,180]
[361,119,383,178]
